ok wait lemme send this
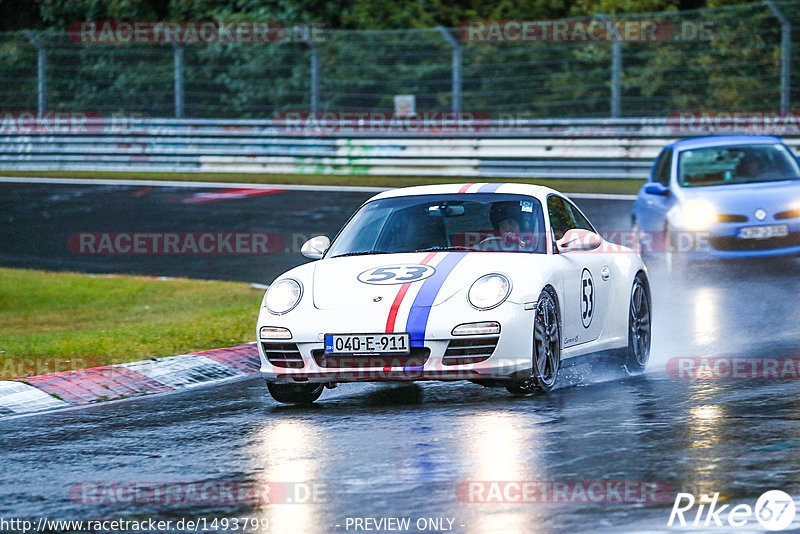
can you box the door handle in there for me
[601,266,610,281]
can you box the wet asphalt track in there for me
[2,182,800,533]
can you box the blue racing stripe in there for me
[476,182,504,193]
[404,252,467,347]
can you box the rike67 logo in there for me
[669,490,796,531]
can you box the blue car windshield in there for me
[327,194,547,257]
[678,143,800,187]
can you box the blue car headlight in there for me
[679,200,718,229]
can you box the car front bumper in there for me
[257,303,536,384]
[668,220,800,260]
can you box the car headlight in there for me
[265,279,302,315]
[680,199,718,229]
[468,274,511,310]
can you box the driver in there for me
[486,202,533,251]
[735,152,763,178]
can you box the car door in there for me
[548,195,609,348]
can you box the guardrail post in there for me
[766,1,792,114]
[23,31,46,116]
[299,26,321,114]
[310,43,320,114]
[596,15,622,118]
[173,44,184,118]
[437,27,462,114]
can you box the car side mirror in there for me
[301,236,330,259]
[643,182,670,196]
[557,229,602,253]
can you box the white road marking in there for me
[0,176,388,193]
[0,176,638,199]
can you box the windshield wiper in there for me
[331,250,389,258]
[414,246,473,252]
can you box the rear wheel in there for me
[267,383,324,405]
[623,274,651,374]
[506,290,561,395]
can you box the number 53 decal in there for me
[357,264,436,285]
[581,268,595,328]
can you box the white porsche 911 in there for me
[257,183,651,404]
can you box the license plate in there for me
[738,224,789,240]
[324,333,410,354]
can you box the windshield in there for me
[326,193,547,257]
[677,143,800,187]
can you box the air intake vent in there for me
[709,232,800,251]
[443,337,499,366]
[262,342,304,368]
[311,348,430,368]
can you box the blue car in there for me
[631,135,800,268]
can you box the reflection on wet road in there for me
[2,183,800,532]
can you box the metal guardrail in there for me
[1,118,799,179]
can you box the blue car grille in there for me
[716,213,748,223]
[775,208,800,220]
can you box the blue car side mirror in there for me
[643,182,670,196]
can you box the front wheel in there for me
[267,383,324,405]
[623,274,651,374]
[506,290,561,395]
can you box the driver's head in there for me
[490,202,526,233]
[736,152,762,177]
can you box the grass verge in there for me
[0,170,644,195]
[0,268,262,378]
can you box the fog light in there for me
[451,321,501,336]
[260,326,292,339]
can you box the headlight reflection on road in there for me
[252,418,322,534]
[462,411,549,534]
[469,412,527,480]
[692,287,719,347]
[685,403,725,489]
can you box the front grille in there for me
[708,232,800,252]
[262,342,304,368]
[442,336,499,366]
[775,208,800,220]
[717,214,748,223]
[311,348,430,369]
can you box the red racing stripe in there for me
[457,183,475,193]
[385,252,437,333]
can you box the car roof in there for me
[667,135,783,151]
[370,183,560,202]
